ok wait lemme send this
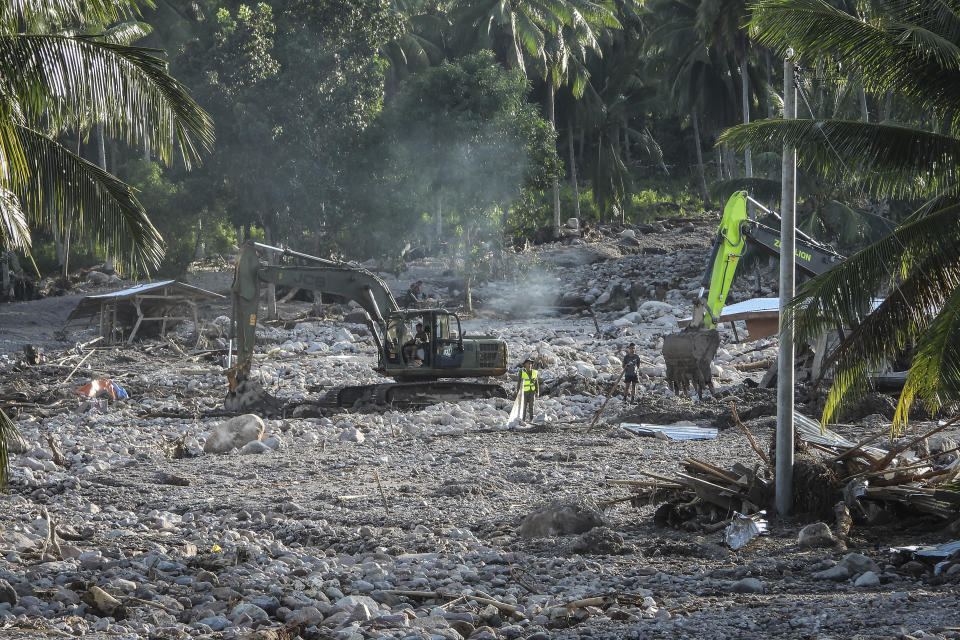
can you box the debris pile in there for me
[611,404,960,533]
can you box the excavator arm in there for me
[689,191,845,331]
[664,191,845,397]
[228,241,400,386]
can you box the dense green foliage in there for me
[13,0,943,279]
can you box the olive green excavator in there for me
[226,241,508,410]
[662,191,845,397]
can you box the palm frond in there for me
[720,118,960,199]
[0,34,213,168]
[894,284,960,431]
[0,186,29,251]
[787,204,960,425]
[100,20,152,45]
[1,0,145,31]
[788,202,960,347]
[0,109,27,187]
[881,0,960,48]
[15,124,163,274]
[749,0,960,124]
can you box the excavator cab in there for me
[381,309,465,373]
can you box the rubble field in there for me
[1,219,959,640]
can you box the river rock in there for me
[838,552,879,575]
[730,577,765,594]
[0,579,17,605]
[798,522,836,548]
[339,427,364,443]
[854,571,880,587]
[204,414,265,454]
[517,500,605,538]
[240,440,272,455]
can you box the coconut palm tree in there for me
[720,0,960,431]
[450,0,623,237]
[382,0,449,96]
[0,0,213,483]
[0,0,214,273]
[644,0,743,204]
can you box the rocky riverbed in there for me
[2,220,959,639]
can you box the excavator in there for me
[225,241,509,411]
[662,191,846,397]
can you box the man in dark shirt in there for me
[622,343,640,402]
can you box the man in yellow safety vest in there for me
[517,357,539,422]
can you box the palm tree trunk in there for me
[723,143,738,180]
[692,112,711,208]
[265,224,278,320]
[859,84,869,122]
[622,124,631,166]
[435,189,442,241]
[194,211,205,259]
[1,252,9,299]
[547,82,560,239]
[765,50,773,118]
[53,222,64,272]
[741,61,752,180]
[95,125,114,274]
[567,115,581,224]
[578,126,585,167]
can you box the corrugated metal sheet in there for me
[68,280,224,322]
[681,296,885,325]
[621,423,718,440]
[83,280,220,300]
[794,412,888,458]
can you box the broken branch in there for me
[729,401,770,466]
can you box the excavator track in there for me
[323,381,509,409]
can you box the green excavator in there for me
[662,191,846,397]
[226,241,509,411]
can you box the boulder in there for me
[573,362,597,380]
[798,522,837,548]
[85,271,110,284]
[730,577,765,594]
[231,603,269,623]
[0,579,17,606]
[239,440,272,455]
[517,500,605,538]
[838,552,879,575]
[339,427,365,443]
[854,571,880,587]
[204,414,265,454]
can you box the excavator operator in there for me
[403,322,427,364]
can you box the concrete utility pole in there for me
[776,50,798,516]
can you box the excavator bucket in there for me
[662,328,720,398]
[662,192,748,398]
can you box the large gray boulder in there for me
[517,500,605,539]
[204,414,264,454]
